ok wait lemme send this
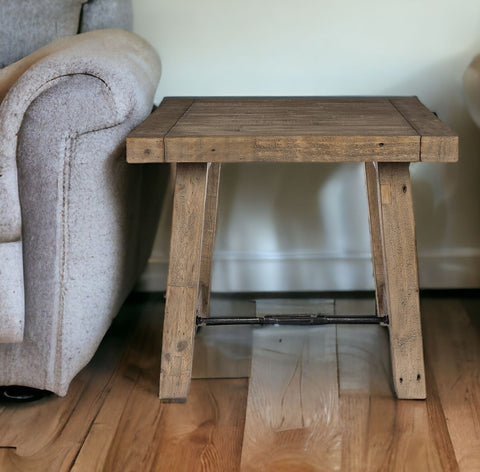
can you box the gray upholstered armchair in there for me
[0,0,164,396]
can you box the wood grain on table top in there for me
[127,97,458,164]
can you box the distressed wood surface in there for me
[126,97,458,163]
[364,162,387,318]
[197,163,221,318]
[391,97,458,162]
[126,98,194,163]
[377,163,425,399]
[160,163,209,400]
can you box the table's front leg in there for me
[160,163,209,401]
[377,162,426,399]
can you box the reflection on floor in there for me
[0,292,479,471]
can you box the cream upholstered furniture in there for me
[464,55,480,128]
[0,0,164,396]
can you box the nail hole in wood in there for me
[399,377,403,383]
[402,185,407,193]
[211,148,216,152]
[378,142,384,147]
[417,374,421,381]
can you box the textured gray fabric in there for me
[0,242,24,342]
[81,0,133,32]
[0,0,133,68]
[0,29,162,394]
[0,0,86,68]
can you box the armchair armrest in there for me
[0,29,161,342]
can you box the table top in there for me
[127,97,458,164]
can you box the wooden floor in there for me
[1,293,480,471]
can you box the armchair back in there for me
[0,0,133,68]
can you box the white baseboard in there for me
[135,249,480,292]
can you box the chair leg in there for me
[376,162,426,399]
[197,163,221,318]
[364,162,387,318]
[160,163,209,401]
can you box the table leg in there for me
[197,163,221,318]
[160,163,209,401]
[365,162,387,318]
[376,162,426,399]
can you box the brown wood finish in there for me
[377,163,426,399]
[160,163,209,401]
[165,135,419,163]
[125,96,458,401]
[364,162,387,318]
[391,97,458,162]
[150,379,247,472]
[70,296,165,472]
[1,295,480,471]
[126,98,194,163]
[423,299,480,471]
[197,163,221,318]
[0,296,150,472]
[127,96,458,164]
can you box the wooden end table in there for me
[126,97,458,401]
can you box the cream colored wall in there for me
[133,0,480,291]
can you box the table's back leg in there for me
[160,163,209,401]
[377,162,426,399]
[197,163,222,318]
[365,162,387,318]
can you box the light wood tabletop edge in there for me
[389,97,458,163]
[126,96,459,164]
[126,97,195,163]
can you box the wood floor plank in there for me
[337,325,392,396]
[151,379,248,472]
[422,298,480,472]
[337,324,390,472]
[72,295,248,472]
[192,297,256,380]
[338,321,458,472]
[1,295,478,471]
[0,296,147,472]
[365,397,456,471]
[70,297,164,472]
[192,325,252,380]
[96,378,247,472]
[240,325,341,472]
